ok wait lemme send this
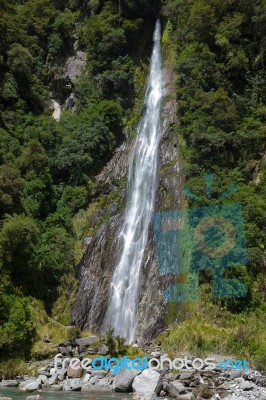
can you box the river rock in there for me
[132,369,163,394]
[75,336,99,347]
[20,381,41,392]
[37,369,50,377]
[132,393,159,400]
[48,373,58,385]
[0,380,18,387]
[67,364,82,378]
[239,381,254,391]
[57,369,67,381]
[167,380,187,397]
[91,370,107,378]
[26,395,41,400]
[0,397,13,400]
[63,378,83,391]
[113,368,140,392]
[37,375,47,384]
[81,384,112,393]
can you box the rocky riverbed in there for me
[0,337,265,400]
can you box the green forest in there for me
[0,0,265,371]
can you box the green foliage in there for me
[106,327,119,357]
[0,295,35,357]
[56,100,122,184]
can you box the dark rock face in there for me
[72,214,123,332]
[72,66,182,342]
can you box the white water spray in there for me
[104,20,163,343]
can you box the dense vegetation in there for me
[0,0,160,358]
[162,0,266,369]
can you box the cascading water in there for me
[104,20,163,343]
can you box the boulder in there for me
[58,369,67,381]
[48,373,58,385]
[113,368,140,392]
[63,378,83,391]
[90,370,107,378]
[37,375,47,384]
[81,384,112,393]
[98,345,109,355]
[167,380,187,397]
[58,346,68,356]
[20,381,41,392]
[0,380,18,387]
[67,363,82,378]
[37,369,50,377]
[132,369,163,395]
[82,373,91,383]
[75,336,99,347]
[26,395,41,400]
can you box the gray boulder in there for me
[132,369,163,395]
[113,368,140,392]
[37,369,50,377]
[75,336,99,347]
[167,380,187,397]
[48,373,58,385]
[90,370,107,378]
[81,384,112,393]
[63,378,83,391]
[20,381,41,392]
[37,375,47,384]
[0,380,18,387]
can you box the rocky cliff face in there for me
[72,66,182,344]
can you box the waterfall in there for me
[104,20,163,343]
[51,99,61,122]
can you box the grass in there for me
[157,288,266,372]
[0,359,28,379]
